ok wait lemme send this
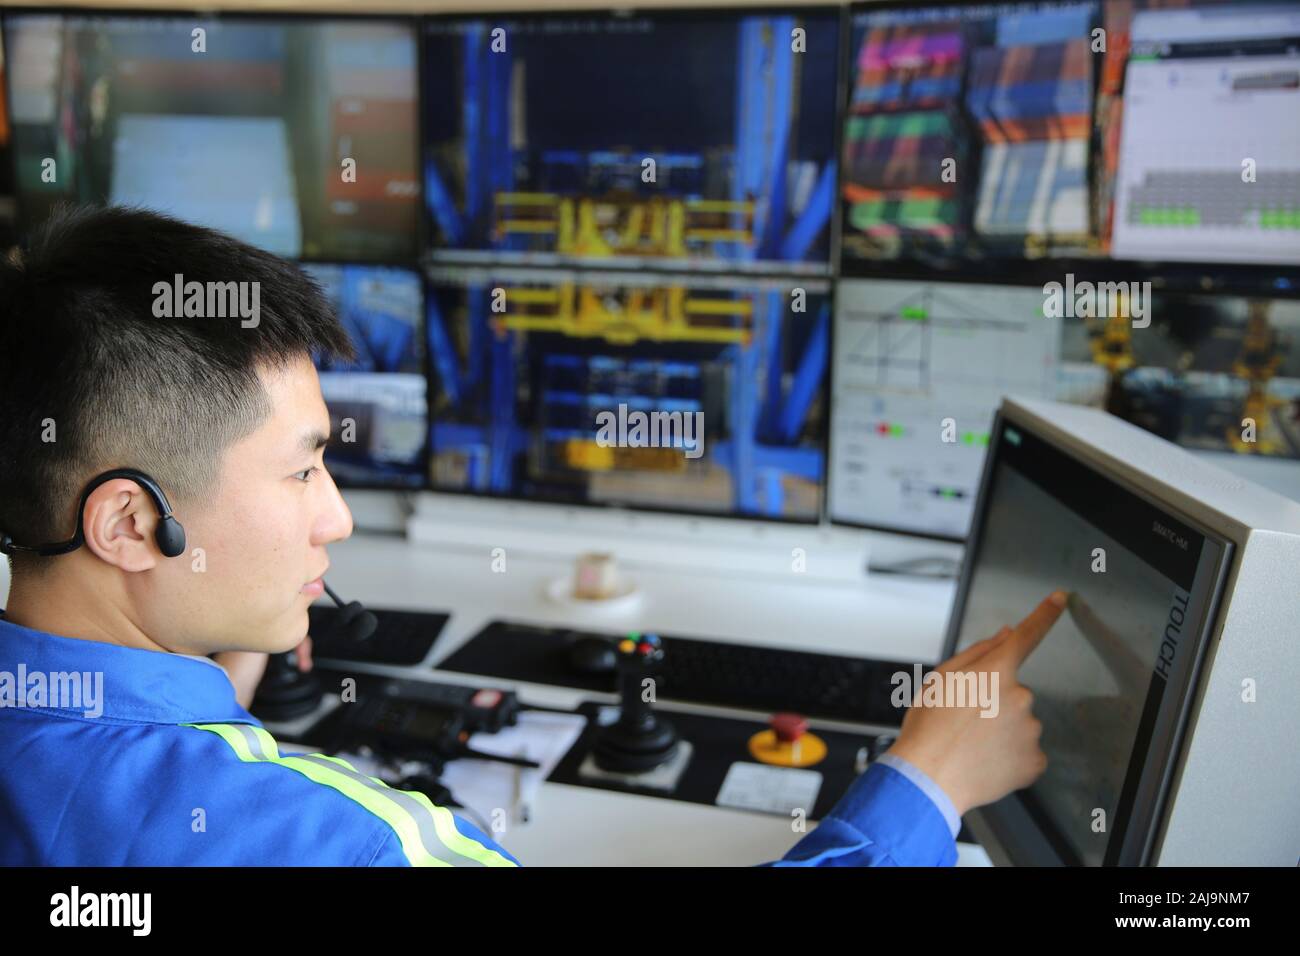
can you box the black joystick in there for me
[592,633,680,774]
[251,582,377,722]
[251,651,322,722]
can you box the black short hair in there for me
[0,203,355,576]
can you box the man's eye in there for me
[294,467,320,483]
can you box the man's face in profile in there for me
[141,354,354,656]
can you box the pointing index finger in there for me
[937,626,1012,674]
[1000,590,1069,669]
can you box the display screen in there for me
[304,263,427,488]
[422,10,842,274]
[427,266,828,521]
[950,416,1227,864]
[5,13,420,262]
[828,278,1300,538]
[840,0,1300,292]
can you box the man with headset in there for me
[0,205,1063,866]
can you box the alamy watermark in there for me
[50,886,151,935]
[0,664,104,717]
[152,273,260,328]
[1043,273,1151,328]
[594,403,705,459]
[891,663,1000,718]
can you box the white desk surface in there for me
[1,529,994,866]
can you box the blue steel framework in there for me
[312,265,422,375]
[424,13,834,519]
[422,17,836,268]
[427,282,828,517]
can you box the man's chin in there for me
[266,605,311,655]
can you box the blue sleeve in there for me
[766,761,959,867]
[873,753,962,839]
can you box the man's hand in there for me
[213,638,313,710]
[886,590,1067,817]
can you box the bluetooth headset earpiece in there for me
[0,467,373,639]
[0,468,186,558]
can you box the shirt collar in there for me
[0,611,257,725]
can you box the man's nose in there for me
[314,468,354,544]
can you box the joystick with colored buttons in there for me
[592,632,681,774]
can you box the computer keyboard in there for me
[308,606,449,666]
[438,620,919,727]
[659,635,912,726]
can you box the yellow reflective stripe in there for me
[276,756,450,867]
[186,723,447,866]
[403,786,517,867]
[247,725,283,757]
[262,738,358,774]
[307,752,382,780]
[262,734,513,864]
[185,723,508,867]
[250,727,374,778]
[309,753,357,769]
[194,721,258,762]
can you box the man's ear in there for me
[81,478,161,573]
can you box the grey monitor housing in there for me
[944,397,1300,866]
